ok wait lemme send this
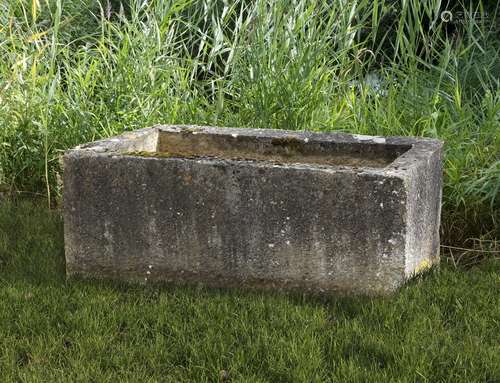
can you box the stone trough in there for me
[63,125,443,294]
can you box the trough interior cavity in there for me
[134,130,412,168]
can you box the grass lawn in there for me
[0,200,498,382]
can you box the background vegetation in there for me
[0,0,498,248]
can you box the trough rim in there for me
[65,124,443,177]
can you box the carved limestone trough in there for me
[63,125,443,294]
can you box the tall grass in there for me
[0,0,498,246]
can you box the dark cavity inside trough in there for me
[129,129,412,168]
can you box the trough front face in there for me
[63,125,443,294]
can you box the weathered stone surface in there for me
[63,125,443,294]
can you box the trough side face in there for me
[63,127,158,275]
[64,151,409,295]
[399,142,443,277]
